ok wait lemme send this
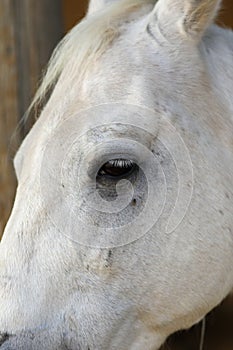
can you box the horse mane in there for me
[29,0,155,117]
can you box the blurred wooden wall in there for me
[0,0,63,236]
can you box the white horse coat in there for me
[0,0,233,349]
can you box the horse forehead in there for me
[17,21,205,160]
[79,41,201,112]
[40,23,202,131]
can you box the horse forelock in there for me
[28,0,156,119]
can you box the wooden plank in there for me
[0,1,19,237]
[0,0,63,238]
[63,0,88,31]
[218,0,233,28]
[12,0,64,136]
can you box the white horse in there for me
[0,0,232,349]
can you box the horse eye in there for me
[97,159,136,178]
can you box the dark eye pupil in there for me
[98,159,135,178]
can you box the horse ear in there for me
[88,0,116,15]
[150,0,221,41]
